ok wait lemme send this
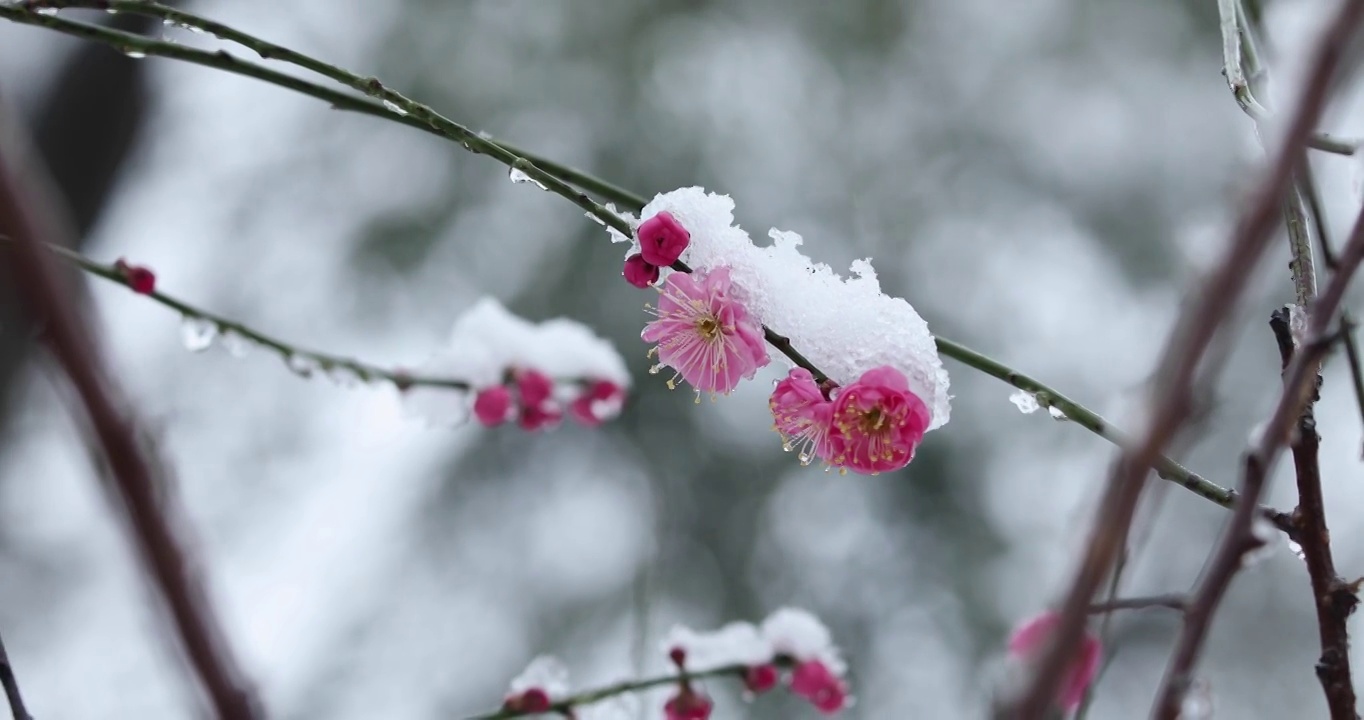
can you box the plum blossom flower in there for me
[637,211,691,267]
[504,655,569,713]
[828,366,930,474]
[114,258,156,294]
[769,368,835,465]
[623,253,660,288]
[1007,612,1102,712]
[663,689,713,720]
[570,380,626,427]
[789,659,848,714]
[642,267,769,394]
[473,385,514,426]
[516,368,562,431]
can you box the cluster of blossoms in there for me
[1006,612,1103,714]
[404,298,630,430]
[661,607,851,717]
[500,608,848,719]
[610,189,951,474]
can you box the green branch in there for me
[47,245,469,390]
[0,0,1296,529]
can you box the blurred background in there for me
[2,0,1364,717]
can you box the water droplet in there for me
[1048,406,1068,421]
[1009,390,1040,414]
[381,99,408,116]
[798,452,811,465]
[123,49,147,59]
[180,317,217,352]
[476,130,493,140]
[1179,678,1214,719]
[327,366,363,388]
[219,330,253,358]
[508,166,548,190]
[286,354,321,378]
[33,7,58,16]
[1287,539,1306,560]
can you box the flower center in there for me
[695,315,721,339]
[860,405,887,433]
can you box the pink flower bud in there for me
[502,687,552,713]
[473,386,513,427]
[743,663,779,694]
[114,258,156,295]
[623,254,660,288]
[1007,611,1102,712]
[637,211,690,267]
[663,688,713,720]
[789,660,848,714]
[515,369,562,431]
[569,380,626,427]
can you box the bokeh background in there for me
[2,0,1364,717]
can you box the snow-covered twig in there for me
[465,664,753,720]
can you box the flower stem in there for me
[464,664,747,720]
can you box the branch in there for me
[0,630,30,720]
[41,244,473,390]
[1273,309,1361,719]
[1005,1,1364,715]
[464,664,750,720]
[0,98,260,719]
[0,0,1300,526]
[1152,203,1364,719]
[1086,594,1187,614]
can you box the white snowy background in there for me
[2,0,1364,717]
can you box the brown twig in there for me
[1086,594,1187,615]
[1272,308,1362,718]
[0,109,260,717]
[1151,205,1364,719]
[1001,3,1364,716]
[0,630,31,720]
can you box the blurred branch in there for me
[0,630,31,720]
[1152,206,1364,720]
[0,0,1299,526]
[1086,594,1186,614]
[1272,308,1361,720]
[1007,0,1364,715]
[41,244,475,390]
[465,663,753,720]
[0,102,260,720]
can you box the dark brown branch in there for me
[1001,2,1364,717]
[0,112,260,717]
[0,630,31,720]
[1151,204,1364,719]
[1272,308,1361,719]
[1086,594,1187,614]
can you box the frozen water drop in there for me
[1178,678,1214,719]
[327,366,363,388]
[219,330,253,358]
[1048,406,1068,421]
[1287,539,1306,560]
[1009,390,1040,414]
[381,99,408,116]
[124,49,147,59]
[286,354,321,378]
[508,166,548,190]
[33,7,58,16]
[180,317,217,353]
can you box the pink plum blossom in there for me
[769,368,835,465]
[641,266,769,394]
[637,211,691,267]
[663,689,713,720]
[1008,611,1102,713]
[473,386,513,427]
[516,369,562,431]
[623,253,660,288]
[828,366,930,474]
[569,380,627,427]
[789,659,849,714]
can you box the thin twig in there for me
[1152,205,1364,719]
[0,630,31,720]
[1086,594,1187,614]
[1272,309,1361,719]
[0,97,260,719]
[464,663,751,720]
[0,0,1302,526]
[1005,2,1364,715]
